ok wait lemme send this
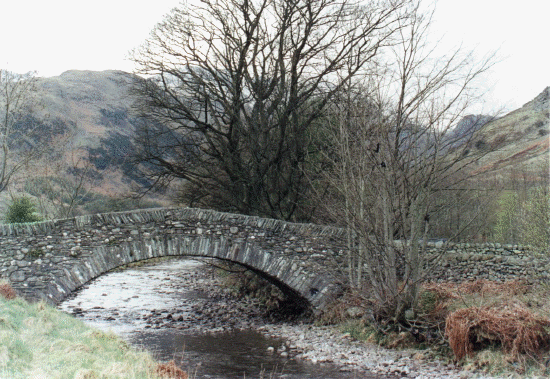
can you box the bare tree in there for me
[493,162,550,251]
[25,145,99,219]
[321,5,497,323]
[130,0,417,221]
[0,70,39,193]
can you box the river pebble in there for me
[133,261,499,379]
[62,259,500,379]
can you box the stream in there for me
[59,258,380,378]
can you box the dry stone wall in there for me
[424,242,550,283]
[0,206,547,314]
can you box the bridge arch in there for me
[0,208,347,314]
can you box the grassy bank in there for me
[0,285,185,379]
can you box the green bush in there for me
[5,197,42,224]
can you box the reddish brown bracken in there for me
[0,283,17,300]
[155,360,188,379]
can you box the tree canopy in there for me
[131,0,417,220]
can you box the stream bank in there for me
[60,258,375,378]
[60,258,493,378]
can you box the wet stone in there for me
[58,258,492,379]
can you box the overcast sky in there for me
[1,0,548,113]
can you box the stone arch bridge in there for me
[0,208,348,314]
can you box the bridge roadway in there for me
[0,207,348,314]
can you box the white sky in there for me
[1,0,548,113]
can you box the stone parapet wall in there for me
[0,207,344,238]
[423,242,549,283]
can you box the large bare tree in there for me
[131,0,416,220]
[0,70,39,194]
[321,5,497,323]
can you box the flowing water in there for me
[59,258,378,378]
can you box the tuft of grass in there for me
[0,295,167,378]
[461,347,550,378]
[340,320,387,345]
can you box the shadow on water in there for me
[131,328,373,378]
[60,258,380,379]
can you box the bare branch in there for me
[131,0,415,220]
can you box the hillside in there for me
[3,70,163,217]
[3,71,548,218]
[467,87,550,181]
[31,70,144,190]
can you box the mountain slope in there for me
[4,71,549,217]
[32,70,141,189]
[4,70,163,217]
[467,87,549,180]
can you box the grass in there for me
[0,289,174,379]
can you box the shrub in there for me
[445,301,550,363]
[474,139,487,150]
[5,196,42,223]
[0,282,17,300]
[155,360,188,379]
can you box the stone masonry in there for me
[0,207,347,314]
[423,242,550,283]
[0,207,548,315]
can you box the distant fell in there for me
[5,71,549,216]
[3,70,162,217]
[465,86,549,181]
[33,70,146,192]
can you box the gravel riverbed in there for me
[102,261,499,379]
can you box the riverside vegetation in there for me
[216,263,550,378]
[319,279,550,378]
[0,281,188,379]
